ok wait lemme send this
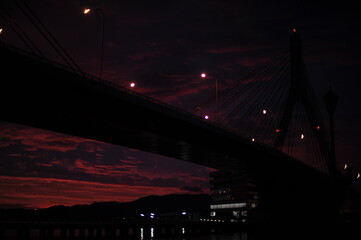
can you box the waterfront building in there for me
[209,170,259,222]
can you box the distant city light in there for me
[262,109,267,115]
[0,28,3,34]
[357,173,360,179]
[181,212,187,215]
[201,73,206,78]
[315,125,321,130]
[344,163,348,169]
[276,129,281,133]
[150,213,155,216]
[251,138,255,142]
[140,213,145,217]
[83,8,91,14]
[130,82,135,88]
[300,134,305,139]
[204,115,209,120]
[293,28,297,32]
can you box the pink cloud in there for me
[0,175,205,209]
[74,159,139,176]
[0,122,103,153]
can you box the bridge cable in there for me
[229,52,290,138]
[241,57,289,141]
[245,55,290,141]
[0,3,44,56]
[221,51,289,124]
[217,51,289,117]
[14,0,83,72]
[193,50,289,113]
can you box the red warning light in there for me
[292,28,297,33]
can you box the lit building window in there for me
[210,211,216,217]
[210,202,247,209]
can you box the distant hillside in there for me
[0,194,211,221]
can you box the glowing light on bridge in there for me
[204,115,209,120]
[251,138,255,142]
[344,163,348,169]
[83,8,91,14]
[300,134,305,139]
[262,109,267,115]
[293,28,297,33]
[130,82,135,88]
[201,73,207,78]
[0,28,3,34]
[357,173,360,179]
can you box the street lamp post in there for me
[84,8,105,80]
[201,73,219,124]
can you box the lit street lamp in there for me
[83,8,105,80]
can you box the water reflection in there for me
[138,227,247,240]
[151,227,154,238]
[1,225,249,240]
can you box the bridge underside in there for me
[0,43,343,227]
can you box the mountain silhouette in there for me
[0,194,211,221]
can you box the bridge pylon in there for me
[274,30,337,176]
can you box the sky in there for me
[1,0,361,209]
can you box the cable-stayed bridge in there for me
[0,0,356,225]
[193,32,334,176]
[0,1,337,178]
[0,31,350,226]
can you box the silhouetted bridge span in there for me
[0,37,346,226]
